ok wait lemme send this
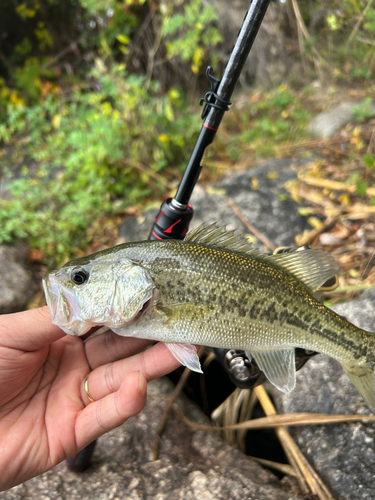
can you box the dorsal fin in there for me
[267,248,339,293]
[185,223,258,255]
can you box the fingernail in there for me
[138,371,147,397]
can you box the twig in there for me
[211,388,256,448]
[301,176,375,197]
[120,159,175,191]
[144,7,164,91]
[40,42,79,70]
[290,0,325,75]
[254,386,335,500]
[346,0,375,47]
[126,10,154,66]
[328,284,375,294]
[291,0,307,71]
[357,36,375,46]
[367,128,375,154]
[225,198,276,251]
[237,390,257,451]
[137,162,175,191]
[295,216,340,247]
[174,407,375,432]
[290,0,311,41]
[248,456,298,478]
[200,350,216,414]
[151,366,192,460]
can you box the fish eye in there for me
[71,268,88,285]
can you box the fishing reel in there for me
[214,347,318,390]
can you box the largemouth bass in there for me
[43,224,375,409]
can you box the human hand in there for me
[0,307,180,491]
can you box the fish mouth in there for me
[42,271,156,336]
[43,274,90,336]
[43,274,61,323]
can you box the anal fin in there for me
[248,348,296,393]
[165,342,202,373]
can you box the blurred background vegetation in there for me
[0,0,374,269]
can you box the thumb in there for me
[0,307,65,351]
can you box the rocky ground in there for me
[273,289,375,500]
[4,378,302,500]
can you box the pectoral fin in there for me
[248,348,296,393]
[164,342,202,373]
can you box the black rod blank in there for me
[173,0,271,207]
[205,0,271,130]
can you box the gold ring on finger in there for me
[84,372,95,403]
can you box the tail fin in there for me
[343,364,375,410]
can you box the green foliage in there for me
[347,171,374,199]
[162,0,222,73]
[351,98,374,122]
[0,0,222,265]
[228,85,310,159]
[1,0,221,108]
[363,154,375,168]
[326,14,342,32]
[364,9,375,32]
[356,182,368,198]
[298,0,375,80]
[0,62,197,265]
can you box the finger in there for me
[81,342,180,403]
[75,371,147,449]
[85,330,152,369]
[0,306,64,351]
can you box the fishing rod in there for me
[149,0,271,241]
[148,0,319,389]
[66,0,313,473]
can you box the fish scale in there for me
[136,241,365,360]
[43,224,375,410]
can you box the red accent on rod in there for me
[203,123,217,131]
[164,219,182,234]
[152,231,162,240]
[154,211,165,224]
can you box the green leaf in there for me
[116,34,130,45]
[363,154,375,168]
[356,182,368,198]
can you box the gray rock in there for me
[4,378,302,500]
[0,245,36,313]
[308,102,375,139]
[212,1,289,86]
[119,157,375,500]
[119,157,310,250]
[272,288,375,500]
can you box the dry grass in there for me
[282,120,375,303]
